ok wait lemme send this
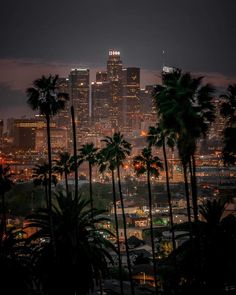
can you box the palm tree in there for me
[27,74,69,255]
[102,132,135,295]
[25,192,115,295]
[220,84,236,165]
[147,125,176,251]
[71,104,79,198]
[153,69,215,223]
[33,163,58,209]
[0,226,33,293]
[133,147,162,294]
[161,199,236,294]
[54,152,72,196]
[0,165,14,238]
[78,143,98,213]
[97,149,124,295]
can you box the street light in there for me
[140,272,146,284]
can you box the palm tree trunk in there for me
[64,171,69,197]
[183,163,191,224]
[162,140,176,251]
[147,170,158,295]
[116,158,135,295]
[46,114,56,257]
[89,163,93,214]
[191,154,198,222]
[1,192,6,236]
[44,181,49,209]
[111,169,124,295]
[71,105,78,198]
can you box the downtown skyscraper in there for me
[106,50,123,129]
[69,68,90,142]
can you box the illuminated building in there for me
[55,77,71,150]
[107,50,123,129]
[140,85,157,131]
[11,118,56,151]
[55,77,70,128]
[35,127,68,151]
[91,80,110,124]
[69,68,90,131]
[122,67,140,131]
[96,71,108,82]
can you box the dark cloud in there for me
[1,0,235,74]
[0,0,235,120]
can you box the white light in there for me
[109,50,120,56]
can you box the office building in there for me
[122,67,140,131]
[107,50,123,129]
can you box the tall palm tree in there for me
[27,74,69,255]
[78,143,98,213]
[147,125,176,251]
[102,132,135,295]
[0,165,13,238]
[70,104,79,198]
[133,147,162,294]
[25,192,115,295]
[153,69,215,223]
[220,84,236,166]
[54,152,72,196]
[97,150,124,295]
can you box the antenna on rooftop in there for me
[162,49,165,70]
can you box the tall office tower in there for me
[56,77,70,128]
[69,68,90,130]
[55,77,71,151]
[107,50,123,129]
[140,85,157,131]
[122,67,141,132]
[91,79,110,124]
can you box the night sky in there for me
[0,0,235,121]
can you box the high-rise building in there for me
[107,50,123,129]
[69,68,90,129]
[91,81,110,124]
[96,71,108,83]
[56,77,70,128]
[140,85,157,131]
[122,67,140,131]
[11,118,56,151]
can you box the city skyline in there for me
[1,0,236,121]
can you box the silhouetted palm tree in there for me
[102,132,135,295]
[25,192,115,295]
[0,165,13,238]
[161,199,236,294]
[0,227,33,293]
[133,147,162,294]
[97,149,124,295]
[70,104,79,197]
[220,84,236,165]
[147,125,176,251]
[27,74,69,255]
[33,163,58,209]
[153,69,215,223]
[78,143,98,213]
[54,152,72,196]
